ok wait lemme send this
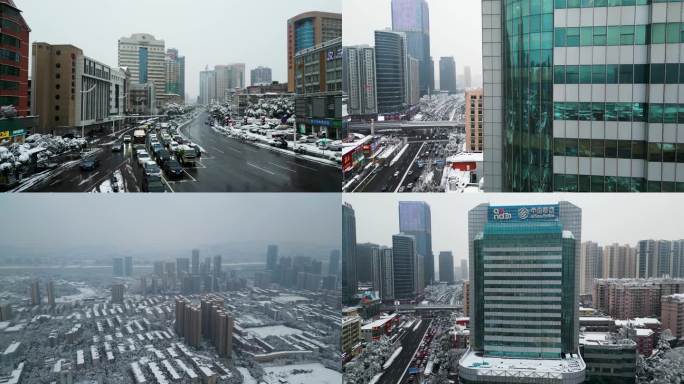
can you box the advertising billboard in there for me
[488,204,559,223]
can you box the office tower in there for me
[462,280,470,316]
[399,201,433,285]
[175,258,189,277]
[344,46,378,118]
[117,33,166,107]
[391,0,432,95]
[673,240,684,278]
[375,30,408,114]
[294,36,343,139]
[46,281,55,307]
[199,68,216,105]
[287,12,342,93]
[438,251,454,284]
[580,241,603,295]
[250,66,272,86]
[153,261,164,277]
[484,1,684,192]
[392,234,418,301]
[439,57,456,93]
[463,65,472,89]
[30,280,40,306]
[342,203,358,303]
[112,258,124,277]
[461,202,584,382]
[329,249,340,277]
[32,43,117,134]
[165,48,185,99]
[267,245,278,270]
[408,56,420,106]
[657,240,673,277]
[371,248,382,294]
[459,258,468,280]
[380,248,394,301]
[465,88,484,152]
[356,243,379,283]
[637,240,655,278]
[213,255,222,278]
[111,284,124,304]
[0,0,29,118]
[124,256,133,277]
[192,250,200,275]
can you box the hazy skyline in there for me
[343,0,482,88]
[0,194,341,255]
[344,194,684,266]
[20,0,341,101]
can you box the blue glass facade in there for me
[295,19,315,52]
[399,201,433,284]
[139,47,148,84]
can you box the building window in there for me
[0,80,18,90]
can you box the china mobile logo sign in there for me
[491,205,558,221]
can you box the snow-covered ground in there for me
[262,363,341,384]
[272,295,309,304]
[246,325,303,338]
[237,367,258,384]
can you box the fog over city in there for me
[20,0,341,100]
[343,0,482,88]
[344,193,684,265]
[0,194,341,260]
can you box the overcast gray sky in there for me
[343,0,482,88]
[344,193,684,267]
[0,194,340,252]
[20,0,341,101]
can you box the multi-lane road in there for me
[380,318,431,384]
[27,111,341,192]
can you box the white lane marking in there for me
[183,170,197,182]
[161,175,175,193]
[226,147,242,154]
[352,167,378,193]
[77,171,100,186]
[289,162,317,172]
[268,162,296,173]
[211,146,225,154]
[395,142,424,193]
[247,162,275,175]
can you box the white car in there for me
[136,150,151,166]
[298,135,315,143]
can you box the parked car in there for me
[79,158,100,171]
[163,159,184,180]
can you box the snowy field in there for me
[262,363,341,384]
[246,325,303,338]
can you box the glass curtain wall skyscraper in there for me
[342,203,358,303]
[399,201,433,285]
[461,202,585,383]
[391,0,433,95]
[375,30,408,114]
[483,0,684,192]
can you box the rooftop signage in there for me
[488,204,559,222]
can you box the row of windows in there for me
[485,340,562,348]
[553,173,684,192]
[0,80,18,90]
[555,25,649,47]
[0,34,19,49]
[0,48,19,62]
[555,0,660,8]
[0,95,17,106]
[554,138,684,162]
[554,63,684,84]
[485,300,561,306]
[554,102,684,124]
[0,64,19,76]
[485,258,562,264]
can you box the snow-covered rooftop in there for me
[446,152,483,163]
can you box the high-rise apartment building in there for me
[465,88,484,152]
[580,241,603,295]
[461,202,585,383]
[593,278,684,319]
[329,249,341,277]
[250,66,272,86]
[662,293,684,340]
[124,256,133,277]
[213,255,222,278]
[113,258,124,277]
[287,12,342,93]
[192,249,200,275]
[0,0,29,119]
[118,33,166,108]
[267,245,278,270]
[111,284,124,304]
[375,30,408,115]
[46,281,55,307]
[602,243,637,279]
[199,68,216,105]
[399,201,433,285]
[673,240,684,278]
[483,1,684,192]
[391,0,432,95]
[30,280,40,306]
[438,251,454,284]
[344,46,378,118]
[439,56,456,93]
[342,203,358,303]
